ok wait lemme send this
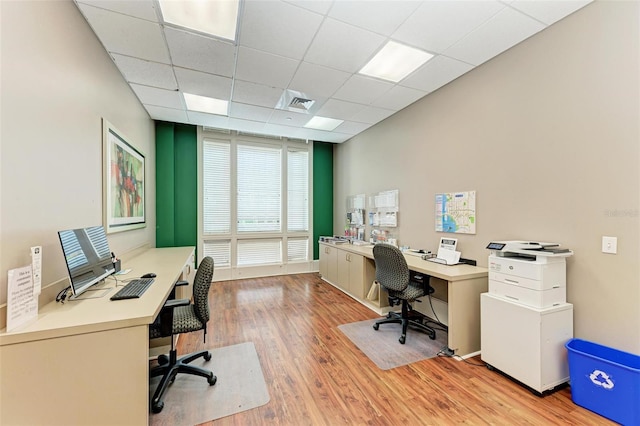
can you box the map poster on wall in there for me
[435,191,476,234]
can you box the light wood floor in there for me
[174,273,611,425]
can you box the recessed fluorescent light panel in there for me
[158,0,239,41]
[183,93,228,116]
[304,116,343,131]
[359,41,434,83]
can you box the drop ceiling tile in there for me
[350,106,395,124]
[316,99,366,120]
[283,0,333,16]
[229,102,274,122]
[509,0,592,25]
[228,118,266,134]
[263,123,300,139]
[235,47,300,89]
[400,55,474,93]
[304,18,386,73]
[333,75,394,105]
[328,1,420,36]
[392,0,505,54]
[334,121,372,135]
[76,3,169,63]
[111,54,177,89]
[288,62,351,99]
[371,85,428,110]
[445,7,546,66]
[164,28,235,77]
[240,1,324,59]
[76,0,159,21]
[187,111,230,127]
[174,68,232,100]
[232,81,283,108]
[131,84,183,109]
[269,109,313,127]
[145,105,189,124]
[300,128,351,143]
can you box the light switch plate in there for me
[602,236,617,254]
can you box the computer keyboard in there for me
[110,278,154,300]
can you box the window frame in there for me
[198,129,313,278]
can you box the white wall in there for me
[334,1,640,353]
[0,1,155,321]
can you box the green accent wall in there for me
[156,122,198,252]
[313,142,333,260]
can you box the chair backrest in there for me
[373,244,409,292]
[192,256,214,324]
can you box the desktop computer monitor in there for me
[58,225,115,298]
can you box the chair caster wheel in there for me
[208,374,217,386]
[399,335,406,344]
[157,354,169,365]
[373,323,379,331]
[151,401,164,413]
[204,351,212,361]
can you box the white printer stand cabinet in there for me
[481,293,573,393]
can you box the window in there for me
[237,144,281,232]
[288,149,309,232]
[202,141,230,234]
[200,131,311,274]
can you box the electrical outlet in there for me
[602,236,617,254]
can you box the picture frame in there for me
[103,118,146,234]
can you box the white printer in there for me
[482,240,574,393]
[486,241,573,308]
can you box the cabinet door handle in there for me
[504,278,519,284]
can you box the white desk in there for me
[319,242,488,357]
[0,246,195,426]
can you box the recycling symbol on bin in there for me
[589,369,614,390]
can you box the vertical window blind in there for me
[287,149,309,232]
[237,144,281,232]
[203,141,230,234]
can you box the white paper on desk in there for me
[7,265,39,332]
[439,250,461,265]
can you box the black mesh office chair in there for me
[372,244,436,344]
[149,256,217,413]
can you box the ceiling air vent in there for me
[288,97,315,112]
[276,89,315,114]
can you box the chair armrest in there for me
[163,298,190,309]
[156,298,190,336]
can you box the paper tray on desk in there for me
[425,257,461,266]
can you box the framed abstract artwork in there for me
[103,119,146,233]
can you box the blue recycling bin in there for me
[565,339,640,425]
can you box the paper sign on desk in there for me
[7,265,38,332]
